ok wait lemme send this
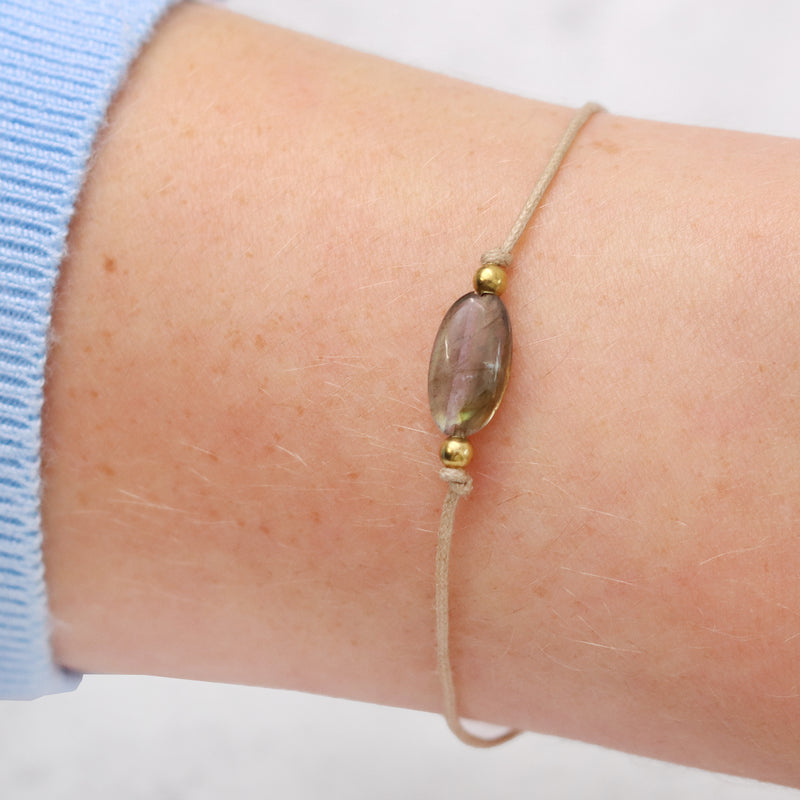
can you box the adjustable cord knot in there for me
[439,467,473,496]
[480,248,512,268]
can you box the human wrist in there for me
[39,1,800,785]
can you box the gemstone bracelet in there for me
[428,102,603,747]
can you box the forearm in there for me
[42,2,800,785]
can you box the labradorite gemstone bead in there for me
[428,292,512,438]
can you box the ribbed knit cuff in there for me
[0,0,179,700]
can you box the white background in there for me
[3,0,800,798]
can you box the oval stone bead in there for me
[428,292,512,438]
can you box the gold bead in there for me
[440,437,473,469]
[474,263,508,296]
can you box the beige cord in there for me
[435,102,603,748]
[480,101,605,269]
[435,468,520,747]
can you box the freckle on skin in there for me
[590,138,621,156]
[103,255,116,273]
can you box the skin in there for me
[41,2,800,786]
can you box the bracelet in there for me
[428,102,603,746]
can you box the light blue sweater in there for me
[0,0,178,700]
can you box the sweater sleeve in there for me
[0,0,179,700]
